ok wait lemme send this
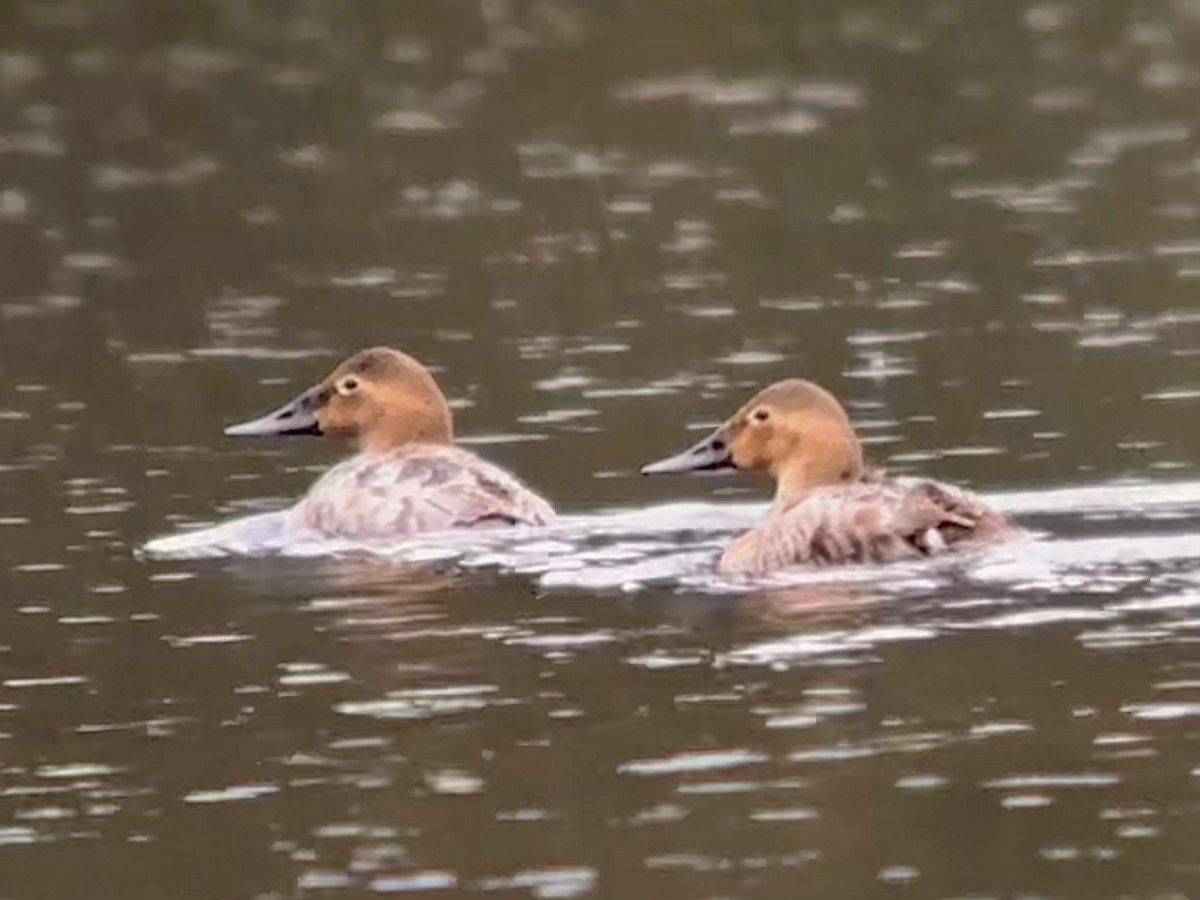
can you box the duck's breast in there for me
[719,477,1016,576]
[293,445,555,539]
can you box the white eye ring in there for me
[338,376,360,395]
[751,407,770,423]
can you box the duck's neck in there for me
[358,408,453,454]
[770,449,865,513]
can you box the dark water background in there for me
[2,1,1199,898]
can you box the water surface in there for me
[2,1,1199,898]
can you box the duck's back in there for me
[720,475,1016,576]
[293,445,555,539]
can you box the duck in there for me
[641,379,1017,576]
[219,346,556,539]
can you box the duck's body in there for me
[642,379,1017,577]
[293,444,554,539]
[719,471,1013,576]
[149,347,554,553]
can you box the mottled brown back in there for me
[719,474,1017,577]
[293,444,555,539]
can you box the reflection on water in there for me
[3,0,1200,898]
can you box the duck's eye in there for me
[751,408,771,423]
[337,376,360,395]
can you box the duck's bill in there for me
[640,429,735,475]
[224,386,324,438]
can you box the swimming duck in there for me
[641,379,1017,576]
[221,347,555,539]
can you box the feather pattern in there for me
[292,444,555,539]
[719,472,1014,577]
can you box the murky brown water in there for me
[3,1,1200,897]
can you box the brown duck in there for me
[641,379,1017,576]
[223,347,555,538]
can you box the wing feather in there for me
[719,477,1015,576]
[295,446,555,539]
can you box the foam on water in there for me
[142,480,1200,605]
